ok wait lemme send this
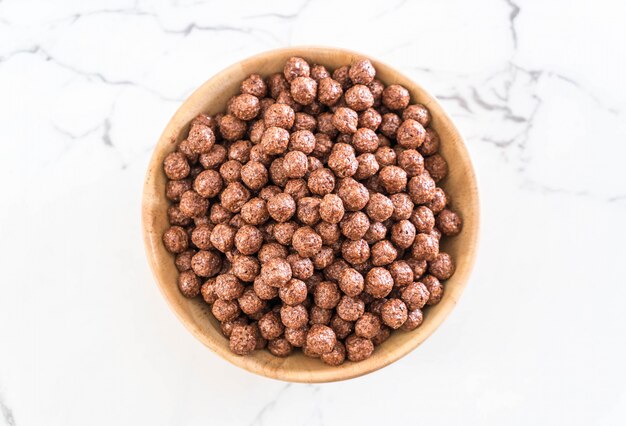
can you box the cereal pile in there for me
[161,56,463,365]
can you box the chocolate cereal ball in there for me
[436,209,463,236]
[403,104,431,127]
[210,223,236,253]
[421,275,444,305]
[229,324,257,355]
[308,168,336,196]
[312,246,334,269]
[240,198,269,226]
[364,221,387,244]
[365,193,394,222]
[268,338,293,357]
[241,73,267,98]
[352,128,379,154]
[401,282,430,310]
[284,326,308,347]
[193,170,222,199]
[284,178,310,201]
[291,76,317,105]
[380,298,408,329]
[293,112,317,132]
[279,278,308,306]
[240,161,268,191]
[331,107,358,134]
[261,126,290,155]
[349,58,376,85]
[314,281,341,309]
[166,179,192,202]
[191,250,222,277]
[408,171,436,205]
[258,242,289,263]
[273,221,297,245]
[379,113,402,139]
[382,84,410,110]
[235,225,263,255]
[391,219,416,249]
[424,154,448,182]
[341,239,370,265]
[261,257,292,287]
[345,85,374,111]
[402,308,424,331]
[306,324,336,355]
[345,335,374,362]
[163,226,189,254]
[177,270,200,297]
[219,159,242,183]
[420,127,440,156]
[201,278,218,304]
[264,104,295,130]
[179,190,209,218]
[332,65,352,90]
[321,341,346,366]
[212,299,240,322]
[253,276,278,300]
[231,255,260,282]
[280,304,309,329]
[371,240,398,266]
[219,115,247,141]
[220,182,250,213]
[365,267,393,298]
[230,94,260,121]
[397,149,425,177]
[267,73,289,99]
[267,193,296,222]
[214,273,244,300]
[292,226,322,257]
[258,311,284,340]
[316,221,341,246]
[426,187,447,214]
[389,260,414,287]
[289,130,316,154]
[340,211,370,240]
[309,305,333,325]
[328,143,358,178]
[287,254,314,280]
[354,312,381,339]
[164,152,190,180]
[396,119,426,149]
[379,166,407,194]
[283,56,310,82]
[410,206,435,233]
[310,64,331,81]
[283,150,308,179]
[354,153,379,180]
[337,178,369,211]
[336,296,365,321]
[318,194,344,224]
[175,249,195,272]
[412,233,439,261]
[429,252,455,280]
[318,77,343,106]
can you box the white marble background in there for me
[1,0,625,425]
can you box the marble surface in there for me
[1,0,625,425]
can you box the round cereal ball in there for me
[210,223,236,253]
[292,226,323,257]
[340,211,370,240]
[290,76,318,105]
[364,221,387,245]
[328,143,358,178]
[336,296,365,322]
[316,113,338,138]
[166,204,191,227]
[287,254,314,280]
[201,278,218,304]
[267,193,296,222]
[341,239,370,265]
[345,335,374,362]
[322,258,349,283]
[332,107,358,134]
[260,126,289,155]
[284,326,308,347]
[268,158,287,187]
[368,298,386,316]
[321,341,346,366]
[388,195,412,223]
[264,103,295,129]
[240,161,268,191]
[175,249,196,272]
[308,168,336,196]
[354,313,381,339]
[212,298,240,322]
[249,120,266,145]
[319,194,345,224]
[329,315,353,340]
[310,64,331,81]
[280,304,309,329]
[282,150,308,179]
[312,246,334,270]
[402,308,424,331]
[200,144,228,170]
[371,325,392,346]
[349,58,376,84]
[289,130,316,154]
[410,206,435,233]
[306,324,336,355]
[163,152,190,180]
[260,257,292,287]
[309,305,332,325]
[429,252,455,280]
[358,108,382,132]
[258,311,284,340]
[397,149,425,177]
[253,276,278,300]
[352,128,379,154]
[424,154,448,182]
[389,260,414,287]
[345,84,374,111]
[382,84,410,110]
[257,243,289,263]
[258,186,281,202]
[214,273,244,300]
[220,182,251,213]
[279,278,308,306]
[365,193,393,222]
[401,282,430,310]
[191,113,218,132]
[403,104,431,127]
[191,250,222,277]
[229,213,245,229]
[193,170,223,199]
[234,225,263,255]
[267,73,289,99]
[312,281,340,310]
[408,171,436,205]
[379,166,407,194]
[241,73,267,98]
[436,209,463,236]
[420,127,440,157]
[371,240,398,266]
[391,219,417,249]
[293,112,317,132]
[284,178,310,201]
[166,179,192,202]
[317,77,343,106]
[177,270,200,297]
[396,119,426,149]
[179,190,209,218]
[219,159,242,183]
[380,298,408,329]
[312,132,334,159]
[229,324,257,355]
[163,226,189,254]
[316,221,341,246]
[406,257,428,279]
[240,197,269,226]
[337,178,369,211]
[209,203,232,224]
[379,113,402,138]
[283,56,310,82]
[231,255,260,282]
[236,287,264,315]
[229,93,260,121]
[426,187,447,214]
[354,153,380,180]
[332,65,352,90]
[268,338,293,357]
[222,317,248,338]
[219,114,247,141]
[273,221,298,245]
[365,267,394,298]
[374,146,397,168]
[412,233,439,261]
[421,275,444,305]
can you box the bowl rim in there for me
[142,46,480,383]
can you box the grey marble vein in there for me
[244,0,312,20]
[249,384,292,426]
[503,0,520,49]
[0,389,15,426]
[470,87,526,122]
[435,92,472,113]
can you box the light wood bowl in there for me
[142,47,479,383]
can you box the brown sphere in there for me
[365,267,394,298]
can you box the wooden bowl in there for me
[142,47,479,383]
